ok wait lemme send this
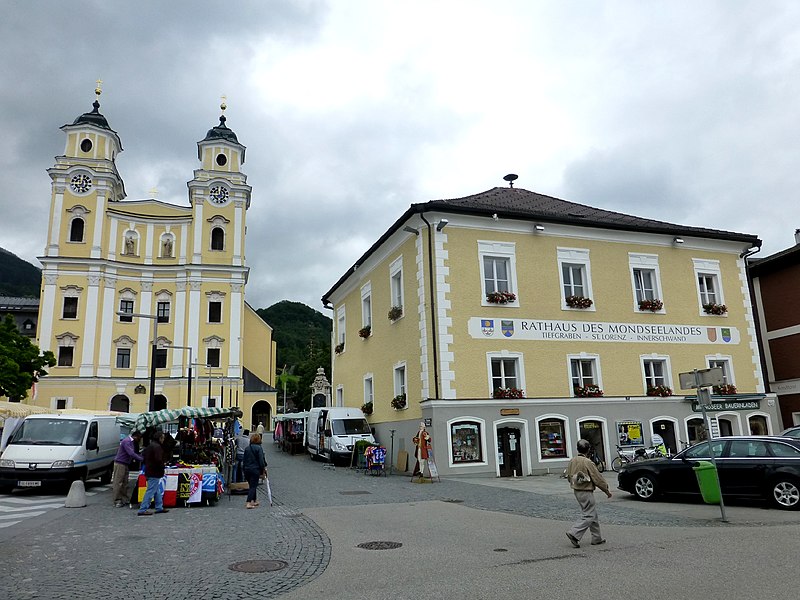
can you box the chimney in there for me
[796,229,800,245]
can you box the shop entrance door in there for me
[497,427,522,477]
[652,420,677,454]
[578,420,605,466]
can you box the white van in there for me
[0,414,121,491]
[306,407,375,463]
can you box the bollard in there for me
[64,480,87,508]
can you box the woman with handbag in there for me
[242,432,267,509]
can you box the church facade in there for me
[33,90,277,429]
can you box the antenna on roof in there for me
[503,174,518,188]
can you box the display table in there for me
[136,465,223,507]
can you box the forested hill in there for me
[0,247,41,297]
[257,300,331,409]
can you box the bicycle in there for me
[610,445,634,472]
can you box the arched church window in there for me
[69,217,85,242]
[211,227,225,251]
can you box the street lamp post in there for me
[164,345,193,406]
[118,310,159,411]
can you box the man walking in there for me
[235,428,250,482]
[137,431,168,516]
[112,430,143,508]
[565,439,612,548]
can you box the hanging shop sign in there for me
[500,408,520,416]
[469,317,739,345]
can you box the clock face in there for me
[209,185,229,205]
[70,174,92,194]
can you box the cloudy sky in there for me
[2,1,799,311]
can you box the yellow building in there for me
[322,182,780,476]
[33,90,277,429]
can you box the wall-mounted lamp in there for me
[403,225,419,235]
[534,224,545,232]
[436,219,448,232]
[673,237,684,244]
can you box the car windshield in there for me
[682,440,725,459]
[332,418,371,435]
[9,419,88,446]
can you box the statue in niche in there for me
[162,236,173,257]
[124,234,136,255]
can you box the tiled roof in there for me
[420,187,759,243]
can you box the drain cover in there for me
[441,498,464,503]
[493,548,508,552]
[339,490,371,495]
[229,559,289,573]
[357,541,403,550]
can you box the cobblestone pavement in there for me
[1,442,798,599]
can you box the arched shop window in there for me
[450,421,482,464]
[538,418,567,459]
[687,417,707,444]
[748,415,768,436]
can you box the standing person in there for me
[112,430,143,508]
[235,429,250,483]
[565,439,612,547]
[243,432,267,509]
[256,421,265,436]
[137,431,169,516]
[412,422,431,478]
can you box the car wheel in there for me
[769,477,800,510]
[633,473,658,501]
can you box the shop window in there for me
[450,421,483,463]
[116,348,131,369]
[538,419,567,459]
[62,297,78,319]
[687,417,708,444]
[748,415,768,436]
[58,346,74,367]
[69,217,85,242]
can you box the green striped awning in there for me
[120,406,243,433]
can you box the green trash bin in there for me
[692,461,721,504]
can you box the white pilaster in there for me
[91,193,106,259]
[96,274,116,378]
[228,281,243,378]
[79,273,101,376]
[48,187,65,256]
[38,272,59,352]
[134,280,154,378]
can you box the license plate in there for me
[18,480,42,487]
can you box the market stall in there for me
[0,402,50,452]
[273,412,307,455]
[116,406,243,507]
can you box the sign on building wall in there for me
[617,420,644,447]
[469,318,740,345]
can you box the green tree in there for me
[0,314,55,400]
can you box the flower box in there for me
[638,299,664,312]
[361,401,373,415]
[713,383,737,395]
[493,387,524,399]
[574,384,603,397]
[647,385,673,397]
[391,394,407,410]
[334,342,345,354]
[565,295,593,309]
[358,325,371,339]
[703,303,727,315]
[387,306,403,321]
[486,291,517,304]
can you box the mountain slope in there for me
[0,247,41,297]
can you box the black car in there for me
[617,436,800,510]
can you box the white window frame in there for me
[361,282,372,329]
[393,361,407,398]
[486,351,525,396]
[389,257,404,318]
[693,258,725,315]
[363,374,374,407]
[629,253,665,312]
[557,248,594,311]
[336,306,346,348]
[640,354,673,393]
[206,291,225,324]
[478,241,519,307]
[336,385,344,408]
[706,355,735,386]
[566,353,602,395]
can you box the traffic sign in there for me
[679,368,725,390]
